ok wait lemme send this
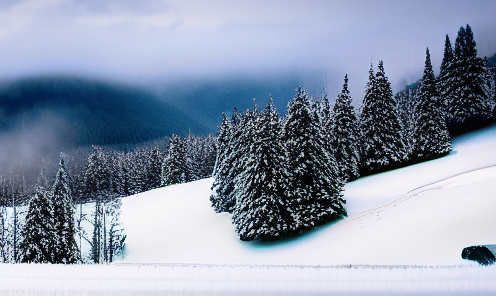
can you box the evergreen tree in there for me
[51,155,79,264]
[149,146,163,189]
[201,134,217,179]
[283,87,346,230]
[232,99,292,241]
[438,34,454,120]
[83,146,110,199]
[19,187,55,263]
[161,134,187,186]
[395,85,419,160]
[330,75,360,181]
[210,113,235,212]
[211,107,255,214]
[448,25,492,133]
[359,61,404,174]
[412,48,452,161]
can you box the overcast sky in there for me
[1,0,495,99]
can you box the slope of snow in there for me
[2,124,496,295]
[120,124,496,266]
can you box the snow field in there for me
[118,125,496,266]
[1,263,496,295]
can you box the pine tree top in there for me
[342,74,350,95]
[440,34,454,76]
[423,48,436,84]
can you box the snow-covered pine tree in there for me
[438,34,454,121]
[114,151,130,197]
[51,155,79,264]
[83,146,110,199]
[149,146,163,189]
[359,61,405,175]
[201,134,217,179]
[316,91,338,160]
[183,133,197,181]
[395,80,422,161]
[232,98,292,241]
[412,48,452,161]
[19,187,55,263]
[211,107,255,214]
[161,134,187,186]
[448,25,492,134]
[283,87,346,231]
[330,75,360,182]
[210,113,234,212]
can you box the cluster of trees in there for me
[210,87,352,241]
[0,133,217,263]
[397,24,495,140]
[161,134,216,187]
[211,24,495,241]
[19,157,79,263]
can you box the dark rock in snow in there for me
[461,245,496,266]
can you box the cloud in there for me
[0,0,495,100]
[0,0,63,38]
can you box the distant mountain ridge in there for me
[155,72,301,132]
[0,76,207,147]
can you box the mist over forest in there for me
[0,75,207,183]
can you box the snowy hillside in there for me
[120,123,496,266]
[2,124,496,296]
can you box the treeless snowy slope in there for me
[120,124,496,266]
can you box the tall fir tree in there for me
[51,155,79,264]
[161,134,187,186]
[211,107,257,214]
[412,48,452,161]
[201,134,217,179]
[395,85,420,160]
[283,87,346,230]
[448,25,492,133]
[146,146,163,190]
[359,61,405,174]
[438,34,454,120]
[232,99,293,241]
[330,75,360,181]
[83,146,110,199]
[210,112,235,212]
[19,187,55,263]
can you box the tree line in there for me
[210,24,496,241]
[0,133,217,263]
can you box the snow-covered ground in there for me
[1,124,496,295]
[120,124,496,266]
